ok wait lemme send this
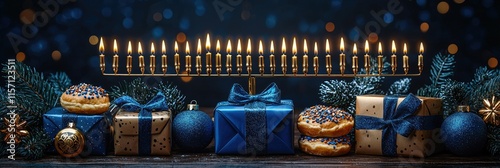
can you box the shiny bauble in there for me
[54,122,85,158]
[172,100,213,151]
[441,105,487,156]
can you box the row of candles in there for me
[99,34,424,76]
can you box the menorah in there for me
[98,34,423,94]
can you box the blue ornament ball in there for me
[172,110,214,151]
[441,111,487,156]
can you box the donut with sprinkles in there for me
[60,83,110,114]
[297,105,354,137]
[298,135,351,156]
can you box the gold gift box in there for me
[113,110,171,155]
[355,95,443,157]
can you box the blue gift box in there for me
[43,107,109,156]
[214,83,295,155]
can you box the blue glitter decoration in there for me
[441,111,487,156]
[172,110,213,151]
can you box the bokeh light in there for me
[437,2,450,14]
[448,44,458,54]
[420,22,429,33]
[163,9,173,19]
[176,32,186,43]
[368,33,378,43]
[153,12,163,22]
[16,52,26,62]
[181,71,192,82]
[20,9,35,24]
[454,0,465,4]
[52,50,61,61]
[89,35,99,45]
[123,17,133,29]
[325,22,335,32]
[488,57,498,68]
[241,10,250,20]
[266,14,276,28]
[383,13,394,24]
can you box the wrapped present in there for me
[214,83,294,155]
[43,107,109,156]
[355,94,443,157]
[113,92,171,155]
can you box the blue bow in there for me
[113,92,169,155]
[228,82,281,104]
[356,94,442,156]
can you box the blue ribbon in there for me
[355,94,442,156]
[113,92,169,155]
[227,82,281,154]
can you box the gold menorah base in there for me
[101,73,421,77]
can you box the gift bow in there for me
[356,94,441,156]
[228,82,281,104]
[113,92,169,155]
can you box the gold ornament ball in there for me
[54,122,85,158]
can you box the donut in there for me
[60,83,110,114]
[298,135,351,156]
[297,105,354,137]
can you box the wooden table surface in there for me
[1,108,499,167]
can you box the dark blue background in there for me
[1,0,499,109]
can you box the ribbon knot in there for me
[228,82,281,104]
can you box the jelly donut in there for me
[60,83,110,114]
[297,105,354,137]
[298,135,351,156]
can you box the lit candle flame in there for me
[259,40,263,55]
[216,39,220,53]
[403,43,407,55]
[392,40,396,54]
[365,40,369,54]
[282,37,286,54]
[206,34,211,51]
[113,39,118,54]
[304,39,308,54]
[314,42,318,56]
[99,37,104,53]
[326,39,331,54]
[353,43,358,55]
[420,42,424,54]
[151,42,155,55]
[378,42,382,55]
[247,38,251,55]
[197,38,202,55]
[270,40,274,54]
[237,39,242,54]
[127,41,132,55]
[174,41,179,53]
[339,38,343,53]
[138,41,142,55]
[292,37,297,55]
[186,41,190,54]
[162,40,166,55]
[227,39,232,53]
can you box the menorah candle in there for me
[127,41,132,75]
[418,42,424,74]
[292,37,298,76]
[206,34,212,76]
[258,40,264,75]
[150,42,156,75]
[313,42,319,76]
[215,39,222,76]
[303,39,308,75]
[236,39,242,75]
[161,40,167,75]
[174,41,180,75]
[138,42,145,74]
[391,40,397,75]
[196,38,202,75]
[338,38,345,75]
[99,37,105,74]
[270,40,276,75]
[378,42,383,75]
[185,41,192,75]
[364,40,371,75]
[246,38,252,76]
[113,39,119,74]
[226,39,232,75]
[281,38,287,75]
[403,43,409,75]
[352,43,358,75]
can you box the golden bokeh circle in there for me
[420,22,430,33]
[447,44,458,54]
[437,2,450,14]
[52,50,62,61]
[180,71,192,82]
[20,9,35,24]
[176,32,186,43]
[325,22,335,32]
[16,52,26,62]
[89,35,99,45]
[368,33,378,43]
[454,0,465,4]
[488,57,498,68]
[153,12,163,22]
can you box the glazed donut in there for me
[297,105,354,137]
[298,135,351,156]
[60,83,110,114]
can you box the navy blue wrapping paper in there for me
[43,107,109,156]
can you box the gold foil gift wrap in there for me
[355,94,443,157]
[113,110,171,155]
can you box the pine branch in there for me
[429,53,455,87]
[155,81,186,116]
[48,72,72,96]
[439,79,469,117]
[387,78,411,95]
[109,78,156,104]
[487,125,500,156]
